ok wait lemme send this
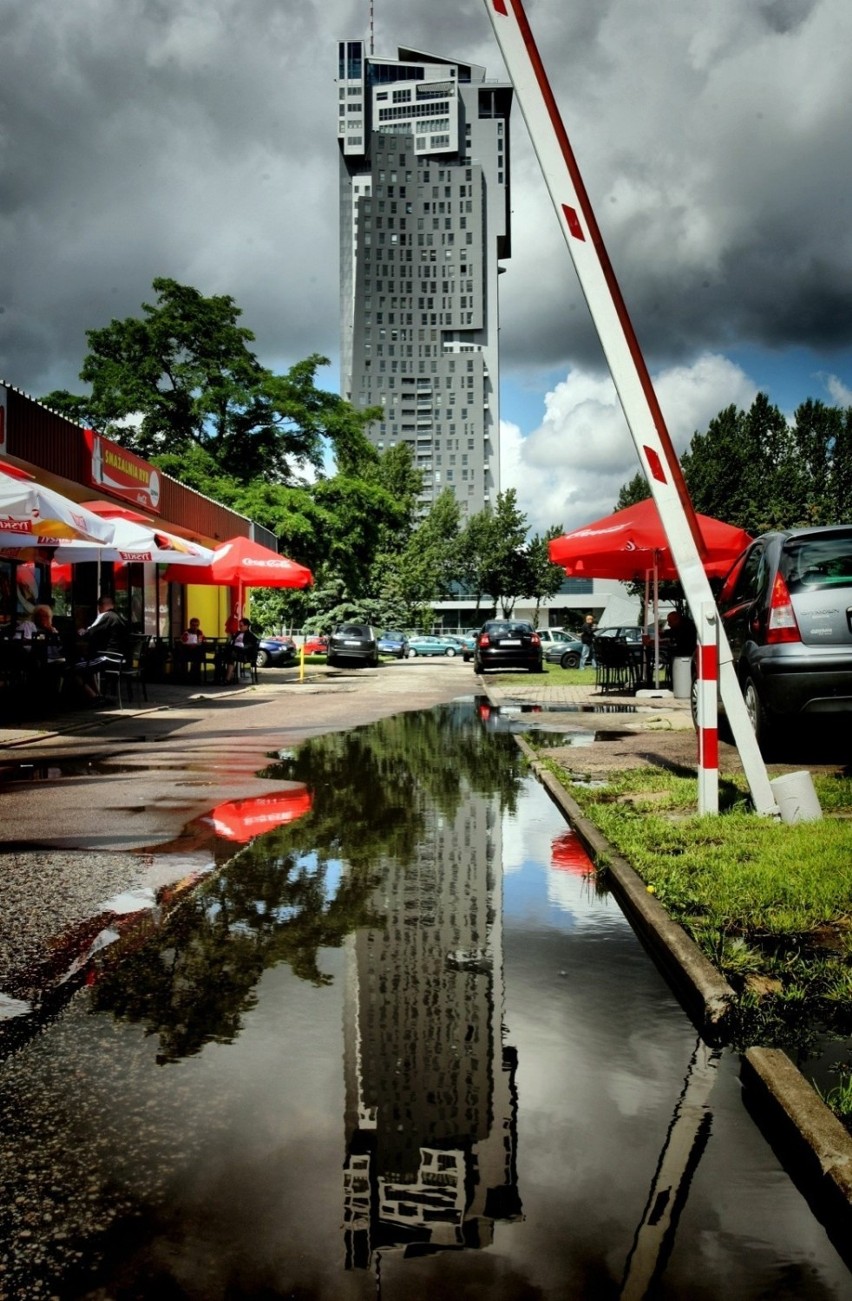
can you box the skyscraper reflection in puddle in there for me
[342,787,522,1268]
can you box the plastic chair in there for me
[102,635,149,709]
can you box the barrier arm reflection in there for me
[620,1038,721,1299]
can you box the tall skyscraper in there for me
[337,41,513,516]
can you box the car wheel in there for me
[743,676,777,754]
[255,649,270,668]
[370,655,379,668]
[445,647,456,657]
[407,648,418,658]
[327,653,338,668]
[560,651,580,669]
[463,652,471,662]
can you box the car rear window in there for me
[337,624,370,637]
[781,531,852,594]
[484,621,533,635]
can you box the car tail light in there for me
[531,633,541,647]
[478,633,490,647]
[766,572,801,643]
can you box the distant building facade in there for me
[337,41,512,517]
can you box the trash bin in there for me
[672,656,692,699]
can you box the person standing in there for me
[579,614,597,670]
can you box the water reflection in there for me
[342,781,522,1267]
[0,702,849,1298]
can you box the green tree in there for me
[526,525,568,627]
[365,489,461,629]
[681,394,794,534]
[615,470,651,510]
[43,277,380,485]
[483,489,530,615]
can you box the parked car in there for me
[404,634,464,658]
[255,635,297,668]
[473,619,544,674]
[715,525,852,750]
[437,632,477,660]
[377,630,407,658]
[301,634,328,656]
[327,623,379,669]
[543,631,584,669]
[536,627,572,646]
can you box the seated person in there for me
[75,596,129,702]
[662,609,698,657]
[28,604,66,694]
[218,618,259,683]
[178,617,206,682]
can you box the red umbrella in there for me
[163,536,313,590]
[549,500,752,688]
[548,499,752,582]
[551,831,595,875]
[202,788,313,843]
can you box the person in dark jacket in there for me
[663,609,697,657]
[75,596,129,701]
[219,618,260,683]
[579,614,597,670]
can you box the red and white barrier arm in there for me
[482,0,778,816]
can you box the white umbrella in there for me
[0,465,115,543]
[43,517,216,566]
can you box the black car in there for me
[327,623,379,669]
[716,525,852,750]
[473,619,544,674]
[255,635,297,668]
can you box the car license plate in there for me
[502,639,521,646]
[344,640,361,646]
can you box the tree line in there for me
[47,279,851,632]
[617,390,852,536]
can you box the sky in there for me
[3,0,852,536]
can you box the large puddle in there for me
[0,701,849,1297]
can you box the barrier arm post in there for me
[482,0,778,816]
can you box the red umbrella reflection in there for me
[551,830,595,875]
[204,788,313,843]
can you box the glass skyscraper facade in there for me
[338,42,513,516]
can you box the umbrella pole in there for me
[653,559,661,688]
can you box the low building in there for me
[0,380,276,641]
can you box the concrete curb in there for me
[493,694,852,1239]
[742,1048,852,1260]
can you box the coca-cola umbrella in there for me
[202,788,313,842]
[549,499,752,684]
[548,499,752,583]
[163,536,313,602]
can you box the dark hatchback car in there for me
[716,525,852,749]
[473,619,544,674]
[327,623,379,669]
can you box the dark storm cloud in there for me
[1,0,851,411]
